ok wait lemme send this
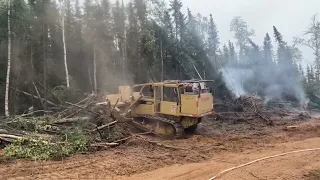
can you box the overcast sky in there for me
[85,0,320,67]
[180,0,320,67]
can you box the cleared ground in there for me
[1,112,320,180]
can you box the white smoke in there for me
[221,61,309,108]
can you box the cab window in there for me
[141,85,154,98]
[163,86,179,103]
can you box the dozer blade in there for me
[121,96,142,117]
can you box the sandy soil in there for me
[1,113,320,180]
[118,137,320,180]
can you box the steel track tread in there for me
[135,114,184,138]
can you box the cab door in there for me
[160,85,179,116]
[154,85,162,113]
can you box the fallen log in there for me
[54,95,94,117]
[66,102,101,116]
[32,81,45,109]
[33,77,63,105]
[91,121,117,132]
[0,134,63,145]
[14,88,57,107]
[0,134,21,140]
[65,101,94,118]
[284,126,298,131]
[90,142,119,147]
[111,132,153,144]
[21,110,53,117]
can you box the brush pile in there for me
[0,94,135,160]
[214,93,310,126]
[215,94,264,112]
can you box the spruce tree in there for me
[169,0,182,40]
[207,14,219,68]
[273,26,290,66]
[228,41,237,66]
[222,44,229,66]
[263,33,273,64]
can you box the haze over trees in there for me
[0,0,319,115]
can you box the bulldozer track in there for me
[135,114,185,138]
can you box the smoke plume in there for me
[221,53,308,107]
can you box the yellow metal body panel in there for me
[160,101,179,116]
[198,93,213,114]
[180,95,198,115]
[132,104,155,116]
[180,93,213,117]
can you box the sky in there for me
[80,0,320,68]
[180,0,320,68]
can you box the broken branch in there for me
[12,88,57,107]
[91,121,117,132]
[65,102,101,116]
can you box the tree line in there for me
[0,0,319,115]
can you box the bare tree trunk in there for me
[120,38,126,83]
[30,44,33,72]
[160,39,163,81]
[43,0,48,112]
[60,0,70,88]
[122,43,126,83]
[30,44,35,108]
[93,45,97,93]
[5,0,11,117]
[88,67,93,93]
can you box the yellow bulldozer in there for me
[105,80,215,138]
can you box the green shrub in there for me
[3,128,90,161]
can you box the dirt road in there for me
[118,137,320,180]
[1,116,320,180]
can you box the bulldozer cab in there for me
[129,80,214,117]
[105,80,214,137]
